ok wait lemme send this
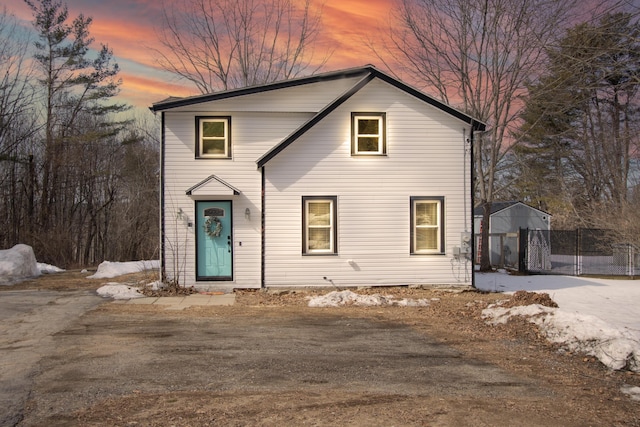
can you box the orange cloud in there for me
[91,20,161,67]
[317,0,395,68]
[119,72,197,107]
[10,0,401,108]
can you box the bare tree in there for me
[515,12,640,229]
[0,8,38,245]
[0,8,37,160]
[0,1,161,267]
[154,0,327,93]
[379,0,579,270]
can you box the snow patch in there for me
[482,304,555,325]
[308,290,430,308]
[88,260,160,279]
[479,272,640,373]
[621,385,640,401]
[38,262,65,274]
[96,283,144,300]
[0,244,41,284]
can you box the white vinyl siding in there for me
[163,110,315,289]
[161,75,473,289]
[163,77,364,113]
[263,79,472,287]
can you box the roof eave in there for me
[369,68,486,129]
[256,72,376,168]
[150,66,375,112]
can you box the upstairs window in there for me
[303,196,337,255]
[196,116,231,158]
[352,113,386,155]
[411,197,444,254]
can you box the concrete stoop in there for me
[124,293,235,310]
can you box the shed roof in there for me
[473,201,551,217]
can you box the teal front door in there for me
[196,201,233,280]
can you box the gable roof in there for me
[185,174,240,196]
[473,201,551,217]
[151,66,374,112]
[256,72,375,167]
[150,65,487,168]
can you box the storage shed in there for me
[474,201,551,268]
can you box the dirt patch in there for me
[0,270,160,292]
[501,290,559,308]
[13,273,640,426]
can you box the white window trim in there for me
[197,116,231,158]
[303,197,337,255]
[352,113,386,155]
[411,197,444,254]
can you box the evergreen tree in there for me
[24,0,133,265]
[515,12,640,227]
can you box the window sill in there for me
[302,253,339,256]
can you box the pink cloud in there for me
[317,0,395,66]
[119,72,197,107]
[9,0,400,107]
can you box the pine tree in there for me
[515,12,640,227]
[25,0,132,264]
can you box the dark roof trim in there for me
[150,66,487,133]
[150,66,373,112]
[185,174,240,196]
[256,72,376,168]
[256,67,485,168]
[369,68,486,131]
[473,201,552,217]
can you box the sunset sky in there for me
[4,0,397,110]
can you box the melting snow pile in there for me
[38,262,65,274]
[622,385,640,401]
[0,244,41,284]
[96,283,145,299]
[93,260,161,299]
[88,260,160,279]
[308,290,430,308]
[482,301,640,372]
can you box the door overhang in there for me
[186,174,240,197]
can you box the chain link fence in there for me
[476,228,640,276]
[524,228,639,276]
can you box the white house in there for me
[151,65,485,289]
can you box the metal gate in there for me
[523,228,639,276]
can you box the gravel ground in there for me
[3,271,640,426]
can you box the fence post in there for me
[518,228,528,274]
[575,228,581,276]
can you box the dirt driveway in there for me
[2,272,639,426]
